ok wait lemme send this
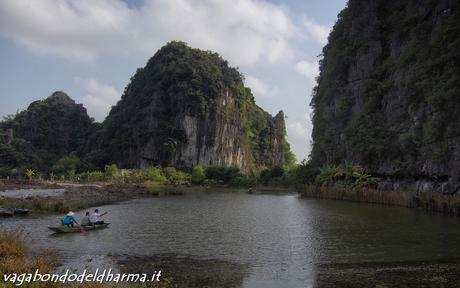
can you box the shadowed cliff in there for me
[310,0,460,193]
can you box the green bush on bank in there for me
[73,164,309,187]
[191,165,206,184]
[8,155,319,188]
[163,167,191,185]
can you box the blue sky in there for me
[0,0,347,162]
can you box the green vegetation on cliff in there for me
[101,41,293,170]
[310,0,460,184]
[0,92,95,176]
[0,42,293,179]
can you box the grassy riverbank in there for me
[0,232,170,287]
[303,185,460,216]
[0,231,59,288]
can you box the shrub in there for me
[191,165,206,184]
[142,167,167,182]
[79,171,105,182]
[230,175,256,186]
[164,167,191,185]
[205,166,241,184]
[104,164,119,180]
[52,156,81,175]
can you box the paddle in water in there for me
[77,224,87,234]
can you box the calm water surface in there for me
[2,188,460,287]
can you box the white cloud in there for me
[286,112,313,162]
[0,0,297,66]
[0,0,331,162]
[75,78,120,122]
[295,60,319,83]
[245,75,279,99]
[303,19,331,45]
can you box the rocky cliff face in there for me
[102,42,293,171]
[311,0,460,193]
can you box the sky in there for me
[0,0,347,162]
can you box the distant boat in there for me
[0,208,29,216]
[0,208,14,217]
[48,223,110,233]
[13,208,29,215]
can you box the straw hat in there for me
[67,211,75,216]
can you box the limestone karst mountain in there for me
[310,0,460,192]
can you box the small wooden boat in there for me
[0,209,14,217]
[13,208,29,215]
[48,223,110,233]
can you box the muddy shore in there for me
[0,179,62,191]
[0,182,151,213]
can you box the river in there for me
[1,188,460,287]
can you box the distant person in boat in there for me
[81,211,90,226]
[62,211,79,227]
[89,209,107,225]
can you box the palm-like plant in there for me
[316,163,380,190]
[25,169,36,181]
[316,165,341,185]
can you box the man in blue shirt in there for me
[62,211,79,227]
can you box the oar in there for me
[97,211,108,224]
[76,223,87,234]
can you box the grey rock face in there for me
[311,0,460,193]
[103,42,292,172]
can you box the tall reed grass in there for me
[303,184,460,216]
[0,231,60,288]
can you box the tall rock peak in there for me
[1,91,93,170]
[47,91,75,104]
[102,41,293,170]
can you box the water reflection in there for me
[308,200,460,264]
[1,190,460,287]
[119,253,250,288]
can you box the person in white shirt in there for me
[81,211,90,226]
[89,209,107,225]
